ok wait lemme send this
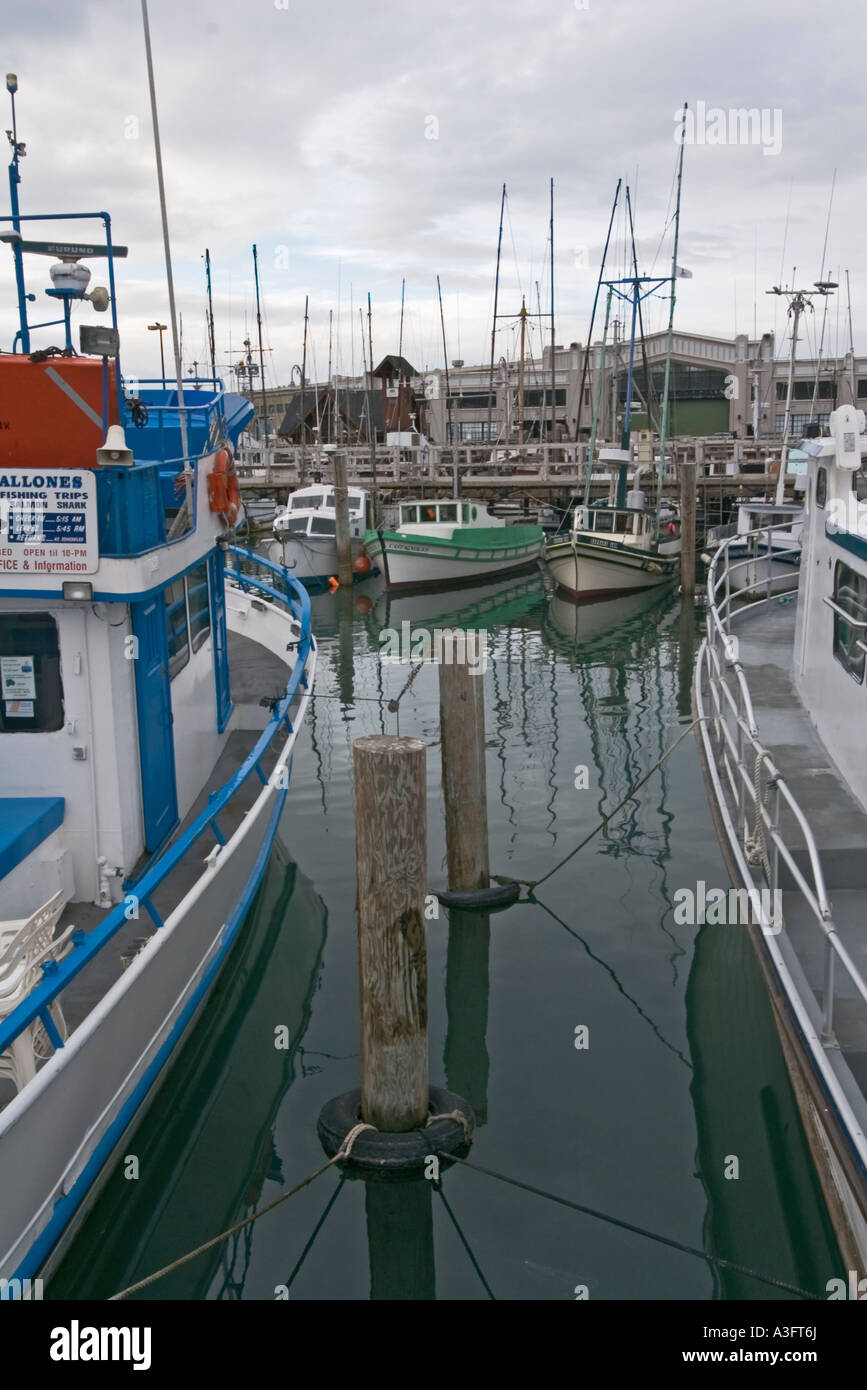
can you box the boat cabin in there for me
[394,498,500,538]
[273,485,368,540]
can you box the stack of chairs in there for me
[0,892,75,1095]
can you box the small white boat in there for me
[706,499,802,597]
[363,498,544,592]
[272,484,369,587]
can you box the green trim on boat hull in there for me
[365,523,543,552]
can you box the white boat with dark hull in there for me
[705,499,803,597]
[695,403,867,1267]
[0,162,315,1282]
[364,498,544,593]
[272,484,369,587]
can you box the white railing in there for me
[696,524,867,1176]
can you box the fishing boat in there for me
[0,90,315,1286]
[695,402,867,1266]
[546,456,682,597]
[271,483,369,587]
[546,131,686,599]
[364,497,544,593]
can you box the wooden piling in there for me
[353,734,429,1131]
[679,460,697,598]
[333,453,354,588]
[439,656,490,892]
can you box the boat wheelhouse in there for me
[705,498,803,597]
[271,483,369,586]
[695,403,867,1265]
[0,196,315,1279]
[363,497,544,593]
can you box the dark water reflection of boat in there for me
[48,823,327,1301]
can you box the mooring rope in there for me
[434,1182,496,1300]
[107,1123,374,1301]
[495,716,710,896]
[441,1153,823,1300]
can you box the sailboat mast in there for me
[657,103,687,498]
[204,247,216,383]
[550,177,556,446]
[488,184,506,447]
[437,275,456,494]
[584,286,613,505]
[518,298,527,445]
[141,0,187,460]
[575,179,621,443]
[398,277,405,360]
[252,243,269,441]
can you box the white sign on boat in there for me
[0,468,98,574]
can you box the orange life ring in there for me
[208,447,239,527]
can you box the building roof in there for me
[372,354,416,380]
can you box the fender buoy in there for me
[436,881,521,913]
[328,576,339,592]
[208,447,239,527]
[354,553,372,574]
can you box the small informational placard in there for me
[4,699,34,718]
[1,655,36,700]
[0,469,98,575]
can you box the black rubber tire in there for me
[317,1086,474,1178]
[436,882,521,913]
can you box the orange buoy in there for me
[328,576,339,592]
[354,553,372,574]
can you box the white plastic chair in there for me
[0,892,75,1093]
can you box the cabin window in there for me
[292,494,322,510]
[816,467,827,509]
[0,613,64,733]
[462,504,471,523]
[853,466,867,505]
[165,578,190,679]
[187,563,211,653]
[310,516,335,536]
[283,516,309,534]
[401,506,420,525]
[831,561,867,684]
[439,504,457,522]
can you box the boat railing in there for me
[696,524,867,1170]
[0,550,313,1062]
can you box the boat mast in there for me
[574,179,621,444]
[300,293,309,449]
[141,0,188,461]
[583,285,613,505]
[657,102,687,503]
[518,298,527,446]
[252,243,269,444]
[398,276,405,360]
[437,274,457,496]
[626,187,655,434]
[367,291,378,509]
[5,75,29,353]
[549,177,556,447]
[487,184,506,448]
[846,269,855,400]
[204,247,216,384]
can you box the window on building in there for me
[774,413,831,436]
[187,564,211,652]
[857,380,867,399]
[456,393,495,409]
[832,561,867,684]
[816,466,828,509]
[165,578,190,679]
[776,380,837,401]
[0,613,64,733]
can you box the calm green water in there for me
[50,573,841,1301]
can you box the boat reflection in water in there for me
[47,825,328,1301]
[356,567,546,640]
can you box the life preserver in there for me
[208,448,240,527]
[668,521,677,534]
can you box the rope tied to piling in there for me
[427,1108,473,1148]
[495,715,711,897]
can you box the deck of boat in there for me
[726,596,867,1103]
[0,630,299,1112]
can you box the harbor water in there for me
[49,572,841,1300]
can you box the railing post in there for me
[822,938,836,1044]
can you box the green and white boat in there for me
[364,498,544,592]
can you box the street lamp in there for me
[148,321,167,382]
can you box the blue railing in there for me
[0,551,313,1057]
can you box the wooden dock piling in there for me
[333,453,354,588]
[679,460,697,598]
[439,656,490,893]
[353,734,429,1131]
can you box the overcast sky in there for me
[2,0,864,391]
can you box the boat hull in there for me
[545,537,679,598]
[271,535,365,587]
[0,624,315,1283]
[364,526,544,593]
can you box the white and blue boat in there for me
[0,133,316,1282]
